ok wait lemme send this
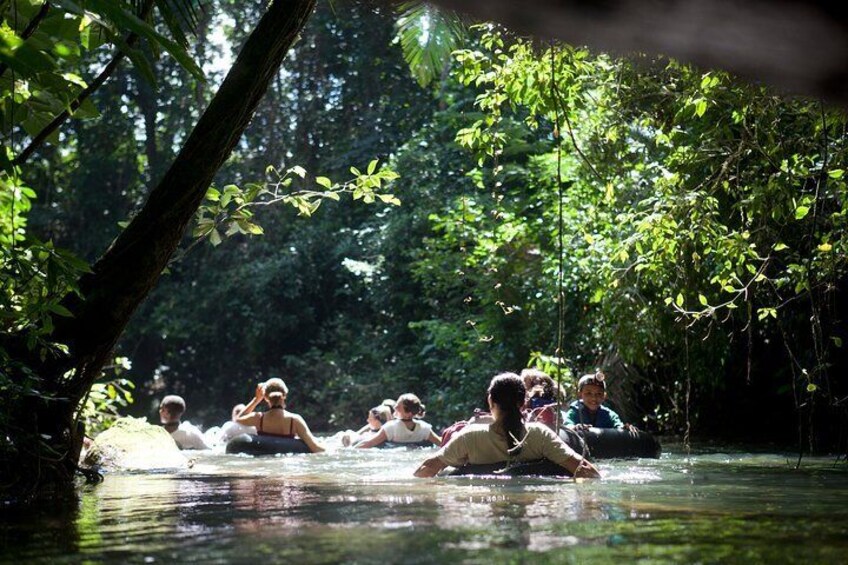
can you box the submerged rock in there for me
[84,417,189,471]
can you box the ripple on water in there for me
[2,448,847,563]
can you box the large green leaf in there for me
[395,1,465,88]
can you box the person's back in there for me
[442,421,581,466]
[414,373,599,478]
[355,393,441,448]
[236,378,324,453]
[159,394,211,450]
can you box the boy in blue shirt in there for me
[564,372,626,429]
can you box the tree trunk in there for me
[11,0,316,494]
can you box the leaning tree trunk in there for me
[28,0,316,492]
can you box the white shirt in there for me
[217,421,257,444]
[170,421,211,450]
[437,422,580,468]
[382,418,434,443]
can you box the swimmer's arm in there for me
[236,412,261,427]
[293,416,325,453]
[355,424,370,435]
[414,455,448,478]
[541,428,601,478]
[354,428,387,448]
[238,384,265,420]
[427,430,442,446]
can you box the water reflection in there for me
[1,449,847,563]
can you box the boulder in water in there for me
[84,417,189,471]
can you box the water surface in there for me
[2,445,847,563]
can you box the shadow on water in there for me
[1,446,847,563]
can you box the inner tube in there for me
[376,440,434,449]
[225,434,311,456]
[559,427,661,459]
[448,459,571,477]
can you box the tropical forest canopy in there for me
[3,0,847,462]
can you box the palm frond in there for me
[395,1,465,88]
[152,0,208,47]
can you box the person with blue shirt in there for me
[564,372,627,430]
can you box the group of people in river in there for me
[158,368,633,479]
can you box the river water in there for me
[2,444,847,563]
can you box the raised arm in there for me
[354,428,387,449]
[236,384,265,426]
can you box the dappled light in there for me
[1,0,847,561]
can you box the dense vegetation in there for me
[2,0,846,498]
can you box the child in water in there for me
[214,403,257,444]
[355,393,441,448]
[564,372,626,429]
[341,405,392,447]
[520,368,564,430]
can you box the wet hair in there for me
[264,378,289,407]
[381,398,397,412]
[521,368,565,402]
[369,405,391,424]
[231,403,246,421]
[160,395,186,418]
[396,393,425,418]
[520,368,548,390]
[577,371,606,392]
[488,373,526,455]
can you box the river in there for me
[2,444,847,563]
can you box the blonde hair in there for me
[264,378,289,406]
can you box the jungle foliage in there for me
[115,15,847,447]
[2,0,847,494]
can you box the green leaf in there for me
[698,294,708,306]
[794,205,810,220]
[209,228,222,246]
[289,165,307,178]
[367,159,378,175]
[377,194,401,205]
[827,169,844,179]
[47,303,74,317]
[315,176,333,188]
[87,0,204,81]
[675,293,683,307]
[205,187,221,202]
[806,383,817,393]
[244,222,264,235]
